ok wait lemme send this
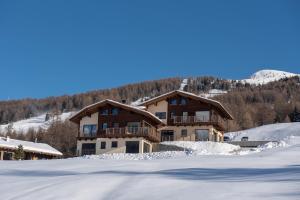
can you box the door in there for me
[126,141,140,153]
[81,143,96,155]
[195,129,209,141]
[182,112,188,123]
[127,122,140,134]
[161,130,174,142]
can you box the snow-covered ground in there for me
[241,69,300,85]
[0,142,299,200]
[225,122,300,143]
[0,112,74,134]
[0,122,300,199]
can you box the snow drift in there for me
[226,122,300,144]
[162,141,241,155]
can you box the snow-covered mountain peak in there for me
[242,69,299,85]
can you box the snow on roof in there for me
[139,90,233,119]
[69,99,165,125]
[0,137,62,156]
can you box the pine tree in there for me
[14,145,25,160]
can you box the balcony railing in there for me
[82,132,97,138]
[172,115,227,130]
[78,126,160,142]
[105,127,153,135]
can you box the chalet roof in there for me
[139,90,234,120]
[0,137,63,156]
[69,99,165,125]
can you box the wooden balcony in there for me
[78,127,160,142]
[171,115,227,131]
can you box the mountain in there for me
[241,69,300,85]
[0,69,300,135]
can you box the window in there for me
[111,141,118,148]
[195,129,209,141]
[113,123,119,128]
[180,98,187,105]
[170,111,176,119]
[102,123,108,130]
[83,125,97,136]
[112,108,119,115]
[101,109,109,115]
[100,142,106,149]
[127,122,140,133]
[155,112,166,119]
[170,99,177,105]
[81,143,96,155]
[195,111,210,122]
[161,130,174,142]
[181,129,188,137]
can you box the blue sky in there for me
[0,0,299,100]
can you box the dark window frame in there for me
[101,109,109,115]
[169,98,177,105]
[170,111,176,119]
[111,141,118,148]
[155,112,167,119]
[181,129,188,137]
[112,108,119,115]
[102,123,108,130]
[100,141,106,149]
[83,124,97,136]
[180,98,187,105]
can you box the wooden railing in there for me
[81,132,97,138]
[100,126,160,142]
[172,115,227,130]
[105,127,155,135]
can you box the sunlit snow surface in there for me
[241,69,300,85]
[0,123,300,199]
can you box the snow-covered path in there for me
[0,144,299,200]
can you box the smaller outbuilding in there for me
[0,137,63,160]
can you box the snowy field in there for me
[0,123,300,199]
[0,140,299,200]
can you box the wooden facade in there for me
[166,94,228,131]
[70,100,164,143]
[71,91,233,155]
[142,90,233,131]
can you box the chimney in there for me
[121,99,127,104]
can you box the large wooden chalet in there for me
[70,90,233,156]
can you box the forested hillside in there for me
[1,75,300,157]
[0,76,232,124]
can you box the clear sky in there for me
[0,0,299,100]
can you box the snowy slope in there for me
[241,69,300,85]
[179,78,188,90]
[200,89,228,98]
[225,122,300,143]
[0,142,299,200]
[0,112,74,134]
